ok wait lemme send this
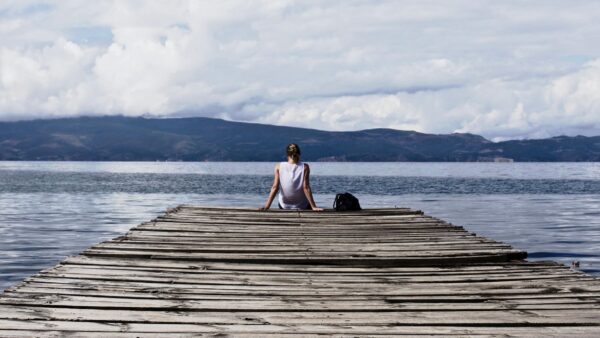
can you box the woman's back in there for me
[278,161,309,209]
[260,143,322,211]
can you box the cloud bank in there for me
[1,0,600,140]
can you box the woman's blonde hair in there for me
[286,143,301,163]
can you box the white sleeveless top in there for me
[278,161,309,209]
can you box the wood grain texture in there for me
[1,206,599,337]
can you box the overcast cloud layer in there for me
[1,0,600,140]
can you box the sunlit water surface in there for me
[1,161,599,291]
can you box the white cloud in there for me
[1,0,600,139]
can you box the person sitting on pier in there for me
[259,143,323,211]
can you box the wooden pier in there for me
[0,206,599,337]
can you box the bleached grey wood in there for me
[0,206,598,336]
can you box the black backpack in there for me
[333,192,361,211]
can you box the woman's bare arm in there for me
[302,164,323,211]
[259,164,280,210]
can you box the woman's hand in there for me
[311,207,324,212]
[258,206,269,211]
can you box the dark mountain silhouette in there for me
[0,116,599,161]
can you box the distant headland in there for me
[0,116,599,161]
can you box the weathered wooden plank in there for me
[81,248,527,258]
[175,205,416,213]
[0,331,598,338]
[90,244,516,254]
[47,264,579,279]
[17,279,599,297]
[96,239,513,248]
[56,262,571,277]
[0,332,597,338]
[4,285,598,306]
[1,313,600,330]
[3,293,599,312]
[60,255,564,271]
[128,232,475,239]
[1,330,598,338]
[5,286,599,302]
[3,304,600,324]
[81,248,526,258]
[111,236,501,244]
[149,219,446,227]
[23,275,600,294]
[35,267,585,285]
[17,280,600,300]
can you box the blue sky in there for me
[1,0,600,140]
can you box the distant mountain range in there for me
[0,116,599,161]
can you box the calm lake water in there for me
[1,161,599,291]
